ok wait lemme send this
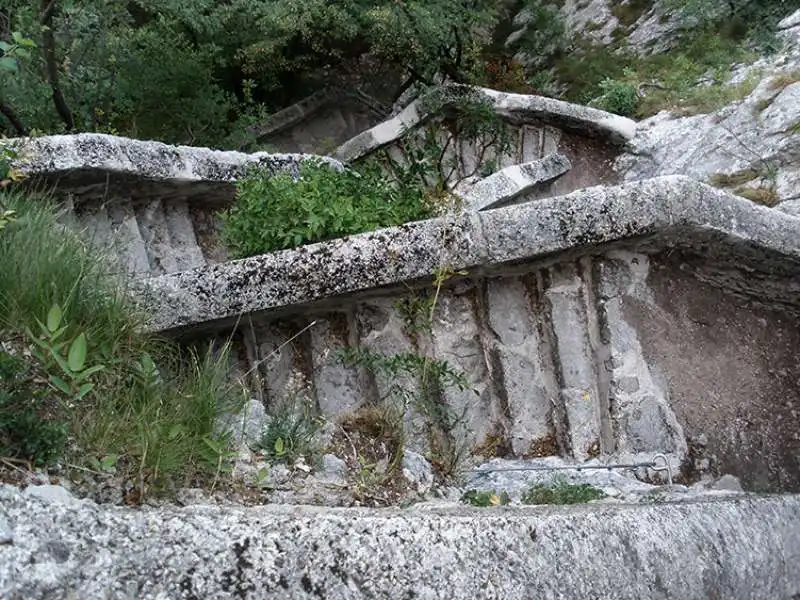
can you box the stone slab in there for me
[334,85,636,163]
[1,484,799,599]
[5,133,342,204]
[140,176,800,334]
[461,152,572,212]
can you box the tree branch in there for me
[39,0,74,131]
[0,100,29,135]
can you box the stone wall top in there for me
[2,484,798,600]
[5,133,342,204]
[333,85,637,163]
[140,176,800,333]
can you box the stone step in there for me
[3,485,799,599]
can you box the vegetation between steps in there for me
[0,186,245,500]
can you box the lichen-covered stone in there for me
[334,85,635,163]
[7,133,341,199]
[460,153,572,212]
[141,177,800,334]
[1,483,799,599]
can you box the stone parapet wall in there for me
[5,134,343,277]
[7,135,800,490]
[135,177,800,489]
[2,485,799,600]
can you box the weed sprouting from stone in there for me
[521,476,606,505]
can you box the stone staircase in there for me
[3,90,800,598]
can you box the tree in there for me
[0,0,545,146]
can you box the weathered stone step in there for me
[2,485,798,600]
[140,176,800,333]
[135,176,800,490]
[6,133,342,277]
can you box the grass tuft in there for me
[0,188,245,498]
[521,476,606,505]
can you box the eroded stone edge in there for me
[4,133,342,183]
[334,85,637,163]
[139,176,800,333]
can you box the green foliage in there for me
[461,489,511,507]
[0,144,21,187]
[221,161,434,258]
[521,476,606,505]
[0,189,141,355]
[0,189,243,496]
[387,86,513,193]
[27,303,106,402]
[590,77,640,116]
[0,31,36,74]
[555,28,760,117]
[259,394,322,464]
[499,0,566,70]
[339,266,474,478]
[0,350,68,466]
[663,0,800,53]
[0,1,548,145]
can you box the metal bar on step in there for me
[469,453,674,485]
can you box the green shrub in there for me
[521,476,606,505]
[0,350,68,466]
[259,393,322,464]
[0,188,244,496]
[221,161,434,258]
[590,78,640,116]
[461,489,511,507]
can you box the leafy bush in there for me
[221,161,434,258]
[0,350,68,466]
[461,489,511,507]
[0,0,549,145]
[0,188,244,495]
[521,477,606,505]
[259,393,322,464]
[590,78,640,116]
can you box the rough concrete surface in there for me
[460,152,572,211]
[141,176,800,333]
[1,484,798,600]
[334,84,635,163]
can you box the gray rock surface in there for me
[7,133,341,199]
[219,398,268,449]
[334,85,635,163]
[140,176,800,334]
[23,485,77,506]
[1,483,799,599]
[712,474,744,493]
[617,50,800,203]
[459,153,571,211]
[0,519,12,546]
[318,454,348,485]
[402,451,435,494]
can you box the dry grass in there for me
[710,168,760,188]
[734,186,780,206]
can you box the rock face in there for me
[134,176,800,490]
[1,483,799,600]
[616,17,800,205]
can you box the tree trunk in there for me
[0,100,28,135]
[40,0,74,131]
